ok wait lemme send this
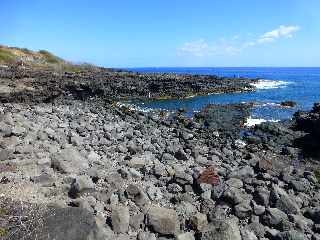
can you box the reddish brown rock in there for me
[197,166,220,186]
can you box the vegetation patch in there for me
[0,208,8,217]
[0,228,8,237]
[38,50,63,64]
[0,48,16,63]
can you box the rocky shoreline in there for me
[0,65,320,240]
[0,65,256,103]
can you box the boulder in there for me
[176,232,195,240]
[111,205,130,233]
[10,206,111,240]
[126,184,150,207]
[201,218,242,240]
[147,206,178,235]
[276,230,304,240]
[69,175,95,198]
[190,212,208,232]
[229,166,254,179]
[263,208,288,227]
[234,201,252,219]
[271,185,300,215]
[304,207,320,224]
[51,147,89,174]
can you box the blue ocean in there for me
[129,67,320,121]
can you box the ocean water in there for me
[128,67,320,121]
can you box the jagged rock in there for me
[190,212,208,232]
[197,166,220,186]
[167,183,183,193]
[126,184,150,207]
[234,201,252,219]
[223,187,251,205]
[226,178,243,188]
[147,206,178,235]
[252,201,266,215]
[128,156,146,169]
[290,179,311,193]
[254,187,270,206]
[111,205,130,233]
[129,213,145,230]
[174,148,188,161]
[208,204,232,221]
[271,185,300,215]
[69,175,95,198]
[201,218,241,240]
[229,166,254,179]
[263,208,289,227]
[30,173,55,187]
[175,170,193,185]
[304,207,320,224]
[176,201,197,218]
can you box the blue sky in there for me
[1,0,320,67]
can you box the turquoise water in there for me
[129,67,320,120]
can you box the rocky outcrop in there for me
[194,103,251,138]
[293,103,320,158]
[0,65,256,103]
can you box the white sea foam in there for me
[244,117,279,127]
[117,102,154,113]
[250,79,290,90]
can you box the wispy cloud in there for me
[178,25,301,57]
[256,25,300,44]
[178,39,240,57]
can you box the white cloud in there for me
[178,39,210,57]
[178,25,301,57]
[250,25,301,47]
[261,25,300,39]
[178,39,240,57]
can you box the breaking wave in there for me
[250,79,291,90]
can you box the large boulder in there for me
[6,205,111,240]
[51,147,89,174]
[147,206,178,235]
[111,205,130,233]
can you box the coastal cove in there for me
[129,67,320,121]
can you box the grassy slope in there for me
[0,45,98,72]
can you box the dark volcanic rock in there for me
[293,103,320,158]
[0,65,256,103]
[0,200,109,240]
[194,103,251,138]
